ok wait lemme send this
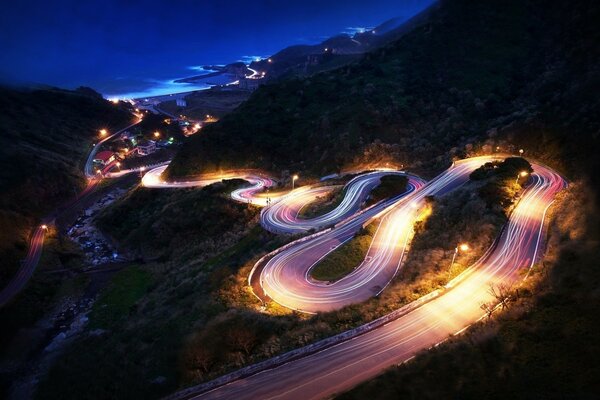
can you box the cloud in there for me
[238,55,270,64]
[343,26,374,35]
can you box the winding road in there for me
[1,118,566,400]
[167,156,566,400]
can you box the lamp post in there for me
[292,174,299,190]
[515,170,529,184]
[450,243,469,270]
[519,148,524,156]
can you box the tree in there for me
[480,301,495,318]
[226,327,258,355]
[488,282,513,310]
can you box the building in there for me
[176,98,187,107]
[93,151,116,165]
[136,140,157,156]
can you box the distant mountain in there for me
[166,0,599,185]
[248,4,438,78]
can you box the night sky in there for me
[0,0,432,97]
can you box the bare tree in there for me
[188,345,215,374]
[226,327,257,355]
[488,282,513,310]
[480,301,495,318]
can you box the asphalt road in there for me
[173,157,565,400]
[0,116,140,308]
[0,180,100,307]
[258,157,497,313]
[260,171,417,234]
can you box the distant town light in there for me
[520,171,529,177]
[154,131,160,138]
[459,243,470,252]
[99,129,107,136]
[41,224,48,230]
[267,58,273,63]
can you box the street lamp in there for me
[515,170,529,184]
[519,148,524,156]
[116,162,121,170]
[41,224,48,230]
[99,129,107,137]
[292,174,299,190]
[450,243,469,270]
[153,131,160,138]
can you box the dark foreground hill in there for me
[166,0,599,183]
[0,87,131,285]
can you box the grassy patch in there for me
[89,266,152,330]
[310,223,378,282]
[298,186,344,219]
[338,182,600,400]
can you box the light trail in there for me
[169,157,566,400]
[261,171,422,234]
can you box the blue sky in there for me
[0,0,432,97]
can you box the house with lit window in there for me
[136,140,157,156]
[93,151,116,165]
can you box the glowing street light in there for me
[116,162,121,170]
[41,224,48,230]
[519,148,524,156]
[99,129,107,137]
[154,131,160,138]
[516,170,529,184]
[450,242,469,270]
[292,174,299,190]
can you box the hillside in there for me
[165,0,599,183]
[24,1,600,399]
[247,5,437,79]
[0,87,132,285]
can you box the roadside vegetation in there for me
[297,186,344,219]
[0,87,131,286]
[0,230,89,396]
[366,174,408,205]
[22,0,600,398]
[310,223,377,282]
[338,182,600,399]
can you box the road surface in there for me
[0,180,100,307]
[0,116,141,307]
[141,164,276,206]
[170,157,565,400]
[258,157,496,312]
[85,119,142,178]
[260,171,418,234]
